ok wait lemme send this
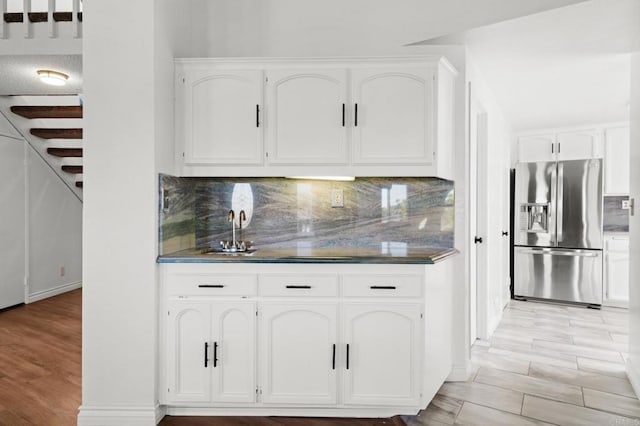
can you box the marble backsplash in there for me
[603,195,629,232]
[159,175,454,255]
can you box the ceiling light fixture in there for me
[37,69,69,86]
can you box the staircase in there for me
[1,95,84,199]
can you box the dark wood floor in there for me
[0,289,81,425]
[0,290,406,425]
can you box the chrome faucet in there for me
[228,209,236,248]
[238,210,246,230]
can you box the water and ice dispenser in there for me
[519,203,549,233]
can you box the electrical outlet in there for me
[622,200,630,210]
[331,189,344,208]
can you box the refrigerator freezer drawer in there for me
[514,247,602,305]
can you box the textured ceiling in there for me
[0,55,82,96]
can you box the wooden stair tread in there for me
[61,165,83,174]
[3,11,83,23]
[11,105,82,119]
[30,128,82,139]
[47,148,83,158]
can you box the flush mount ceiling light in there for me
[37,69,69,86]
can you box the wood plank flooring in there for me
[0,289,81,425]
[1,291,638,425]
[404,299,640,426]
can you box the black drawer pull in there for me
[342,103,345,127]
[285,285,312,289]
[198,284,225,288]
[354,103,358,127]
[370,285,396,290]
[332,344,336,370]
[256,104,260,127]
[213,341,219,367]
[204,342,209,367]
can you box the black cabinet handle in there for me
[342,103,345,127]
[346,344,350,370]
[370,285,396,290]
[213,341,218,368]
[558,142,561,153]
[354,103,358,127]
[474,236,483,244]
[256,104,260,127]
[332,344,336,370]
[552,143,554,154]
[204,342,209,367]
[285,285,312,289]
[198,284,225,288]
[502,231,509,236]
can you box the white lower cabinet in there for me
[166,301,256,404]
[343,303,421,406]
[161,263,453,416]
[260,302,338,405]
[603,235,630,307]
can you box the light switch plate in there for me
[331,189,344,208]
[622,200,630,210]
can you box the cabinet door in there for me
[182,70,263,165]
[342,303,421,406]
[604,237,629,305]
[266,69,348,164]
[166,302,211,403]
[518,134,555,162]
[260,302,338,404]
[604,127,630,194]
[556,130,601,161]
[352,68,434,164]
[211,303,256,403]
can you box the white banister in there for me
[47,0,53,37]
[0,0,7,39]
[71,0,78,38]
[22,0,30,38]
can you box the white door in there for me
[211,302,256,403]
[166,302,211,403]
[556,130,600,160]
[0,136,25,310]
[342,303,421,406]
[266,69,348,164]
[351,67,434,164]
[182,70,264,165]
[260,302,338,404]
[518,134,555,162]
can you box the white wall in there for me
[27,145,82,302]
[0,135,26,309]
[627,51,640,398]
[79,0,185,423]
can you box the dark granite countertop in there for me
[157,247,458,264]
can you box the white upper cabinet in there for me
[604,126,630,195]
[175,57,457,178]
[518,129,602,163]
[179,69,264,165]
[266,69,348,164]
[556,130,601,160]
[351,67,433,165]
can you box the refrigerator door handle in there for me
[549,164,558,246]
[556,162,564,244]
[518,248,599,257]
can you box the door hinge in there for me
[265,151,269,158]
[167,387,170,393]
[182,152,185,158]
[420,313,423,319]
[167,310,170,316]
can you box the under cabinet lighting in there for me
[37,70,69,86]
[285,176,356,182]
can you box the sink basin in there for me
[200,247,257,256]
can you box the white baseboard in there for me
[77,404,163,426]
[627,356,640,399]
[446,363,473,382]
[164,406,418,418]
[27,281,82,303]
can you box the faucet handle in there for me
[228,209,235,221]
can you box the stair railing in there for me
[1,0,81,39]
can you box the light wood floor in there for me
[405,299,640,426]
[1,290,638,425]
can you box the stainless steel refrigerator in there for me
[514,159,603,306]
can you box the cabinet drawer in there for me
[259,274,339,297]
[342,274,422,297]
[165,273,257,296]
[605,237,629,252]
